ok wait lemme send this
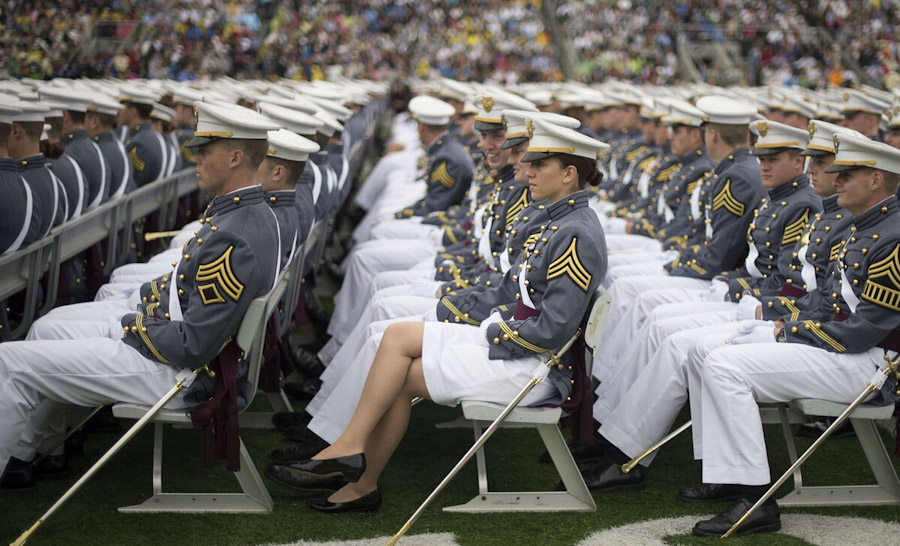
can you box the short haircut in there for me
[88,111,117,129]
[268,156,306,186]
[222,138,269,172]
[16,121,43,141]
[0,124,11,144]
[127,102,154,120]
[66,110,86,124]
[708,122,749,146]
[882,170,900,192]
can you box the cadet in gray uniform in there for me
[118,89,168,187]
[0,106,35,254]
[0,102,280,488]
[85,94,133,199]
[266,118,609,514]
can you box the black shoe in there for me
[265,465,347,493]
[797,418,855,439]
[581,458,645,493]
[285,453,366,482]
[65,428,85,457]
[306,308,332,331]
[84,406,121,433]
[677,482,741,503]
[270,437,330,464]
[282,380,321,403]
[292,347,326,379]
[271,411,312,432]
[1,458,36,492]
[692,497,781,537]
[308,489,381,513]
[32,453,68,479]
[324,262,345,284]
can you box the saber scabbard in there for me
[386,329,581,546]
[722,353,900,539]
[621,420,691,473]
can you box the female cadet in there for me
[272,118,609,512]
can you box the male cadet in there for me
[167,84,203,170]
[678,133,900,537]
[150,103,179,177]
[885,112,900,151]
[393,95,475,219]
[841,89,890,141]
[118,86,168,186]
[41,88,112,210]
[84,93,133,199]
[304,105,343,222]
[0,104,36,255]
[8,101,67,236]
[0,102,280,489]
[766,92,815,130]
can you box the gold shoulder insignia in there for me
[523,232,540,249]
[862,244,900,311]
[546,237,592,291]
[181,143,194,163]
[830,241,843,262]
[782,208,811,245]
[430,161,456,189]
[195,245,244,305]
[128,146,146,172]
[505,190,529,229]
[656,164,678,182]
[712,179,745,216]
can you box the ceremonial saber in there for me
[29,406,106,470]
[722,354,900,539]
[143,230,183,241]
[9,369,199,546]
[386,329,582,546]
[621,420,691,473]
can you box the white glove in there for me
[701,279,729,302]
[479,311,503,341]
[734,295,762,322]
[727,320,777,345]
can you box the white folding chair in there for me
[111,276,288,513]
[443,286,612,513]
[776,398,900,507]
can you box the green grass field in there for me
[3,401,899,546]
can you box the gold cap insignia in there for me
[807,121,816,141]
[757,121,768,138]
[526,119,534,140]
[843,91,850,102]
[480,96,495,113]
[833,134,841,153]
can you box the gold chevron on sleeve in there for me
[430,161,456,189]
[638,157,656,171]
[523,232,540,248]
[546,237,592,291]
[781,208,810,245]
[656,164,678,182]
[625,146,647,162]
[195,245,244,303]
[712,179,745,216]
[128,146,146,172]
[505,190,529,229]
[830,242,843,262]
[685,180,699,194]
[862,244,900,311]
[181,143,194,163]
[867,244,900,288]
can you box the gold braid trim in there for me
[801,320,846,352]
[782,208,811,245]
[135,314,171,364]
[440,298,480,325]
[776,296,801,321]
[498,321,550,353]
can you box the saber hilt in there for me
[143,230,183,241]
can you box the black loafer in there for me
[33,453,69,479]
[692,497,781,537]
[270,437,331,464]
[797,418,855,439]
[581,458,645,493]
[677,482,741,503]
[286,453,366,482]
[271,411,312,432]
[1,461,35,492]
[265,465,347,493]
[308,489,381,513]
[283,381,321,403]
[539,437,609,465]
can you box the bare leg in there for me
[314,322,428,460]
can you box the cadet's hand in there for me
[479,311,502,341]
[727,320,777,345]
[734,294,762,321]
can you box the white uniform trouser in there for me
[353,148,420,211]
[370,219,442,245]
[601,279,710,369]
[328,240,436,343]
[604,233,662,254]
[602,261,667,288]
[696,342,883,485]
[0,337,188,470]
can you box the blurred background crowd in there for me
[1,0,898,90]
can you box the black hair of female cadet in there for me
[556,154,604,188]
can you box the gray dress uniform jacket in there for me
[397,132,475,218]
[126,122,168,187]
[18,154,66,237]
[0,158,34,253]
[669,147,765,279]
[94,132,134,198]
[266,190,303,271]
[61,129,111,208]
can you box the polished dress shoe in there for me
[797,417,855,439]
[693,497,781,536]
[65,428,85,457]
[292,347,326,379]
[283,380,321,402]
[33,453,69,479]
[265,465,347,492]
[84,405,121,433]
[677,482,741,503]
[540,436,609,465]
[286,453,366,482]
[308,489,382,514]
[271,411,312,432]
[270,437,330,464]
[1,458,35,492]
[581,458,645,493]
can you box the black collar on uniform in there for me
[265,190,297,207]
[495,164,515,185]
[546,190,590,221]
[768,174,810,200]
[208,185,265,217]
[64,129,88,143]
[309,151,329,166]
[714,146,750,175]
[821,194,842,215]
[0,157,17,172]
[17,154,46,170]
[853,195,898,231]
